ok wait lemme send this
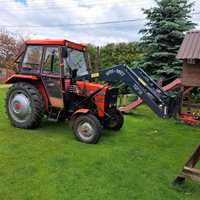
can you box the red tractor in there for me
[5,40,124,144]
[5,39,178,144]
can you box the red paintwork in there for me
[5,74,39,84]
[66,41,86,51]
[26,39,66,45]
[25,39,86,51]
[76,81,108,118]
[37,83,49,112]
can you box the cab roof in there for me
[25,39,86,51]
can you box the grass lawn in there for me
[0,88,200,200]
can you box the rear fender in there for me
[5,74,39,84]
[5,74,49,112]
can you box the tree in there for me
[100,42,143,68]
[138,0,196,79]
[86,42,143,71]
[86,44,97,72]
[0,29,26,70]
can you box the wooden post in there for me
[85,52,92,73]
[178,86,184,115]
[187,96,192,113]
[121,95,127,107]
[95,46,100,72]
[179,86,194,114]
[6,67,9,80]
[173,145,200,185]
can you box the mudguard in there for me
[5,74,39,84]
[70,108,90,127]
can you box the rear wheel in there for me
[5,82,44,129]
[104,109,124,131]
[72,114,102,144]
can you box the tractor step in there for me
[47,118,59,122]
[47,107,62,122]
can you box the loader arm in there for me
[77,64,177,118]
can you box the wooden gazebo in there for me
[177,30,200,111]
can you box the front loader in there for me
[5,39,179,144]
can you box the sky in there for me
[0,0,200,45]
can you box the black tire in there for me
[72,113,102,144]
[103,109,124,131]
[5,82,44,129]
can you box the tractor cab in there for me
[16,39,89,78]
[9,40,93,110]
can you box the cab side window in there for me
[22,46,42,70]
[43,47,60,74]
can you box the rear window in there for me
[22,46,43,72]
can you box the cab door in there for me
[41,46,64,108]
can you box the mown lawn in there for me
[0,88,200,200]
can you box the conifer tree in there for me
[139,0,195,79]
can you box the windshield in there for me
[63,48,88,77]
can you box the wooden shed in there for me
[177,31,200,87]
[177,31,200,111]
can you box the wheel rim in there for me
[77,122,95,141]
[9,92,32,123]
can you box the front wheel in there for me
[103,109,124,131]
[72,114,102,144]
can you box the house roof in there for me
[177,31,200,60]
[25,39,86,51]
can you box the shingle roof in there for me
[177,31,200,60]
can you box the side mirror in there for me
[61,47,68,58]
